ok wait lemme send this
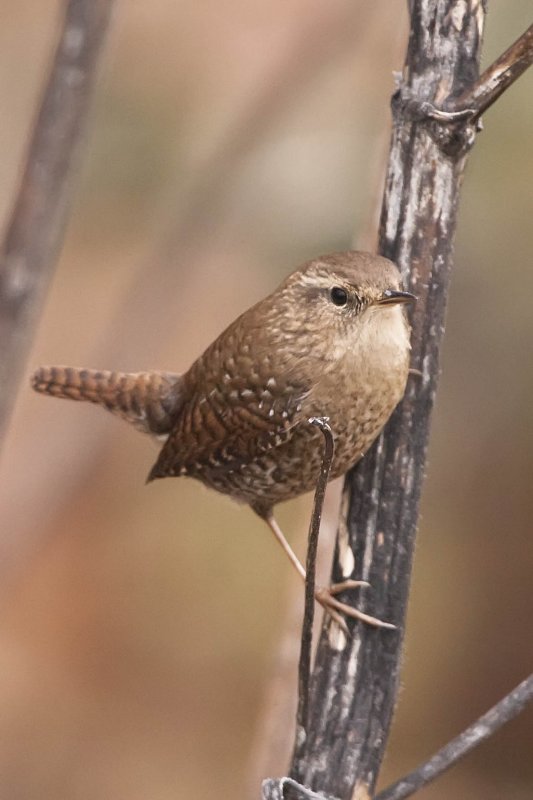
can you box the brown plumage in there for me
[31,251,415,629]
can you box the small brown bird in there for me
[31,251,414,628]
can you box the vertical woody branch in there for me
[289,1,488,797]
[0,0,114,448]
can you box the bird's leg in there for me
[262,513,395,630]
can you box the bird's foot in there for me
[315,580,396,633]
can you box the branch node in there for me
[392,86,480,157]
[262,776,340,800]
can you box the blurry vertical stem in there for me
[0,0,114,450]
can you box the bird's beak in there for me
[377,289,417,307]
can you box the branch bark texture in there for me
[288,2,489,797]
[0,0,114,448]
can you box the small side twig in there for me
[375,673,533,800]
[447,23,533,121]
[294,418,335,748]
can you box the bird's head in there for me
[273,251,415,364]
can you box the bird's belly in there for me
[194,371,406,509]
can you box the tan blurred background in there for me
[1,2,532,798]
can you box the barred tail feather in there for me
[31,366,183,435]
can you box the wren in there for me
[31,251,415,629]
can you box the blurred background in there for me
[1,1,532,798]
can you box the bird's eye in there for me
[330,286,348,307]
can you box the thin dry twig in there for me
[0,0,114,449]
[294,418,335,752]
[375,673,533,800]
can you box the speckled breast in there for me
[192,365,408,511]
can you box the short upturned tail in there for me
[31,366,183,435]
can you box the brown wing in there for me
[147,308,314,481]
